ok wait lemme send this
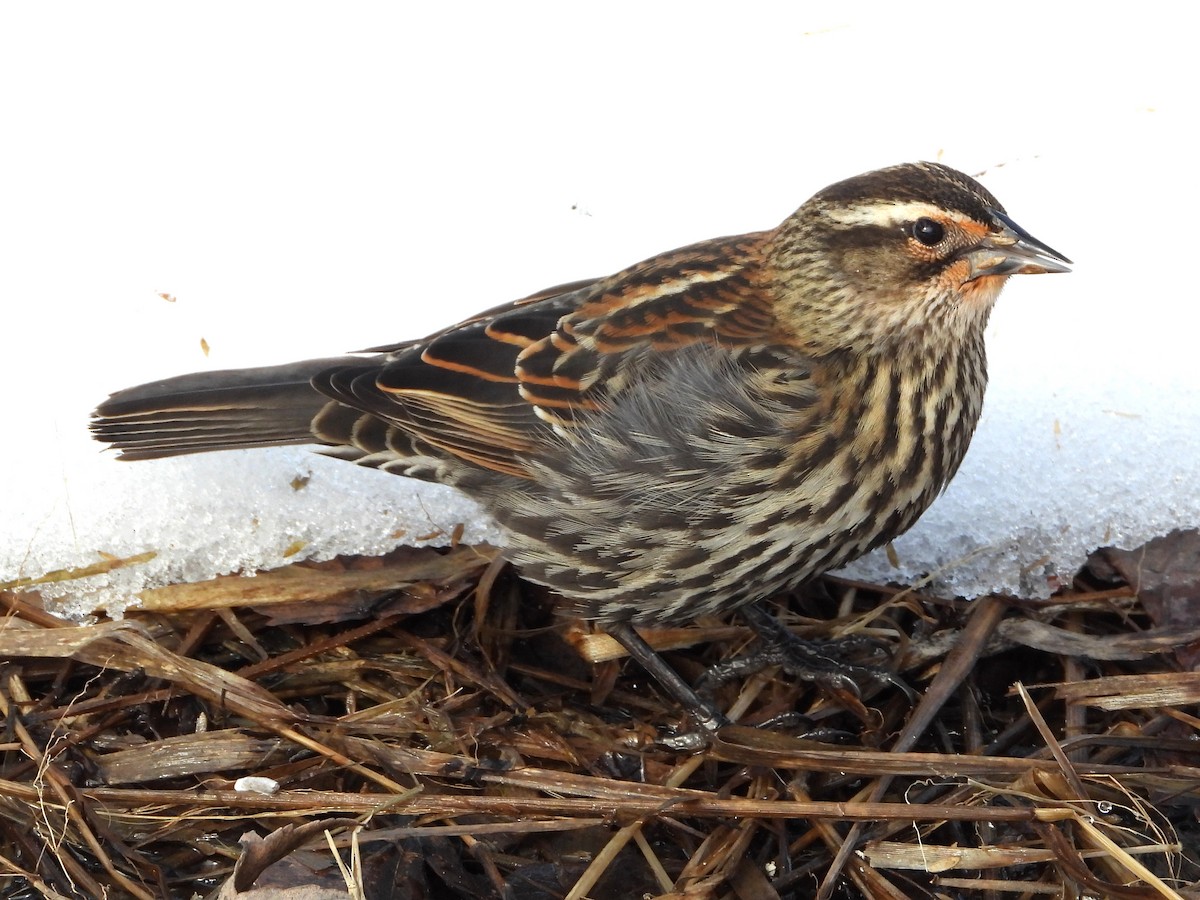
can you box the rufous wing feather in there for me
[337,234,777,475]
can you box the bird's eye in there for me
[911,218,945,246]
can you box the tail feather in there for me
[91,357,358,460]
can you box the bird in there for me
[92,161,1071,732]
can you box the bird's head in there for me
[769,161,1071,356]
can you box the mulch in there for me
[2,530,1199,899]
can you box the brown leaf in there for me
[1092,528,1200,667]
[231,820,361,893]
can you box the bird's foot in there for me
[696,633,902,698]
[697,603,915,702]
[604,605,912,753]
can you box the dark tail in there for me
[91,357,359,460]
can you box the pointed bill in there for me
[964,209,1072,279]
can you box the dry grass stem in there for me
[0,540,1197,898]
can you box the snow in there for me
[2,4,1198,615]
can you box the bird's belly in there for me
[470,348,979,627]
[489,454,942,627]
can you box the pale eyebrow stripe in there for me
[822,201,977,229]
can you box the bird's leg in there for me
[605,603,910,745]
[698,603,915,701]
[605,622,730,734]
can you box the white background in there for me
[3,4,1197,612]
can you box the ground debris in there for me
[0,544,1197,899]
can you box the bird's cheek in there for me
[940,259,1004,308]
[959,274,1007,310]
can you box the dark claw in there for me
[696,603,917,703]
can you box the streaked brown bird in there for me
[92,162,1070,731]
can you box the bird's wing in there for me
[313,232,777,478]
